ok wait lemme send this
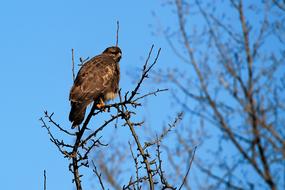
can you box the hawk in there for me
[69,46,122,128]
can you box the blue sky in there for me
[0,1,178,189]
[1,1,284,190]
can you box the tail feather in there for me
[69,101,87,128]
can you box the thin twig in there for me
[123,176,149,190]
[44,111,75,136]
[144,112,183,149]
[178,146,197,190]
[129,141,140,190]
[156,138,176,189]
[116,21,119,47]
[72,48,75,82]
[92,160,105,190]
[40,117,72,157]
[128,45,161,101]
[44,170,47,190]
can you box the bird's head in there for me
[103,46,122,62]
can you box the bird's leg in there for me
[96,98,105,110]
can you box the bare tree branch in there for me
[116,21,120,47]
[92,161,105,190]
[178,146,197,190]
[43,170,47,190]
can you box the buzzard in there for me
[69,46,122,128]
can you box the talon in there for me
[96,98,106,111]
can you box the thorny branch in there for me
[144,112,183,149]
[128,141,140,190]
[156,139,176,190]
[123,116,155,190]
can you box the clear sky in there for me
[0,1,177,189]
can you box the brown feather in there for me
[69,46,121,127]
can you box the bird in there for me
[69,46,122,128]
